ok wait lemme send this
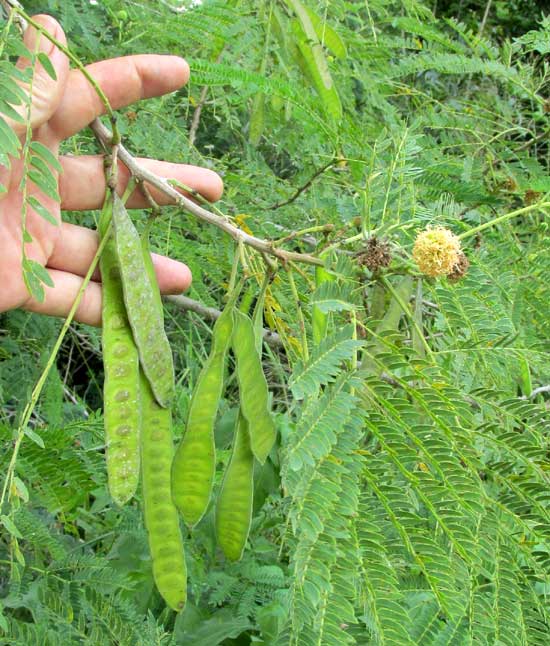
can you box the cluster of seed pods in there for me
[171,293,276,562]
[100,191,276,611]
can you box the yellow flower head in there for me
[412,227,461,277]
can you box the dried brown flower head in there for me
[447,251,470,282]
[357,237,392,272]
[412,227,461,277]
[524,189,542,206]
[502,177,518,192]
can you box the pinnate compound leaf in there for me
[287,372,359,471]
[30,141,63,172]
[27,196,58,226]
[37,52,57,81]
[0,98,25,123]
[286,0,343,121]
[27,169,60,202]
[0,115,21,157]
[310,281,355,314]
[22,265,45,303]
[289,325,362,399]
[22,258,54,303]
[27,259,55,288]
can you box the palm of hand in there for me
[0,133,62,312]
[0,14,222,325]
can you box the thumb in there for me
[9,15,69,138]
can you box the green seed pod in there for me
[171,295,237,527]
[99,191,141,506]
[112,193,174,408]
[140,371,187,611]
[140,218,162,316]
[137,216,186,609]
[232,309,276,464]
[215,411,254,561]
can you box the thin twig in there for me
[63,385,89,417]
[263,158,336,210]
[158,0,187,13]
[520,385,550,400]
[274,223,334,245]
[516,128,550,152]
[477,0,493,39]
[90,119,323,266]
[189,52,223,146]
[457,200,550,241]
[5,0,321,268]
[166,294,283,348]
[268,222,318,247]
[189,84,210,147]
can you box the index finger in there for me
[49,55,190,140]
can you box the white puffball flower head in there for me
[412,227,462,277]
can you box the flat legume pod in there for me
[139,219,186,609]
[140,219,162,316]
[171,301,234,527]
[140,370,187,611]
[232,309,276,464]
[215,411,254,561]
[112,193,174,408]
[99,192,141,506]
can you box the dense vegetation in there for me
[1,0,550,644]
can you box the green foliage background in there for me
[1,0,550,644]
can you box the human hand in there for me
[0,14,223,326]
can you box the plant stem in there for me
[382,275,433,359]
[166,294,283,348]
[0,224,112,515]
[168,178,229,221]
[477,0,493,39]
[273,223,334,245]
[264,158,336,210]
[91,120,323,266]
[19,31,39,292]
[458,201,550,241]
[324,220,414,254]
